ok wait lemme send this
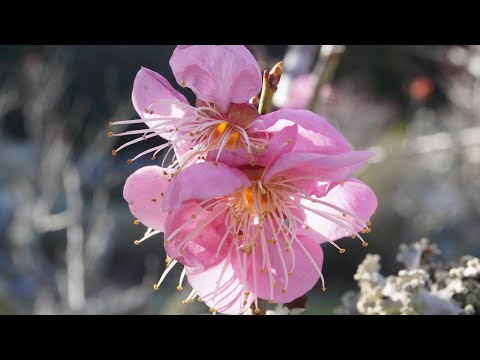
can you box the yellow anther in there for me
[133,240,140,246]
[339,248,346,254]
[133,219,140,225]
[107,131,114,137]
[269,299,274,304]
[176,286,183,292]
[153,284,159,291]
[362,242,369,247]
[254,309,261,314]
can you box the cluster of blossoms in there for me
[336,238,480,315]
[110,45,377,314]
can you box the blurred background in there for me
[1,45,479,315]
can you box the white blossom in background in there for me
[336,238,479,315]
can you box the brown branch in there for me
[258,62,283,115]
[308,45,345,112]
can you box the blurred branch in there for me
[63,165,85,310]
[308,45,345,111]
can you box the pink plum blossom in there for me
[124,110,378,314]
[109,45,271,173]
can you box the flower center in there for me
[215,122,240,148]
[109,100,267,174]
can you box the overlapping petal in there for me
[170,45,262,113]
[162,162,251,211]
[239,234,324,303]
[257,109,352,154]
[263,150,374,183]
[304,179,378,241]
[185,259,255,314]
[132,67,191,128]
[164,200,229,270]
[123,166,170,231]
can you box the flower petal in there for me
[163,162,251,211]
[164,200,230,270]
[186,259,254,315]
[263,150,375,183]
[170,45,262,113]
[257,109,352,154]
[123,166,170,231]
[132,67,191,127]
[238,234,324,303]
[304,179,378,241]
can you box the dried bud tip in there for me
[270,61,283,76]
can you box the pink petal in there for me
[186,259,254,315]
[131,67,191,127]
[170,45,262,113]
[164,200,230,270]
[257,109,352,154]
[263,150,375,183]
[238,234,324,303]
[162,162,251,211]
[123,166,170,231]
[304,179,377,241]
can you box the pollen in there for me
[133,219,140,225]
[215,122,240,148]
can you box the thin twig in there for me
[308,45,345,112]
